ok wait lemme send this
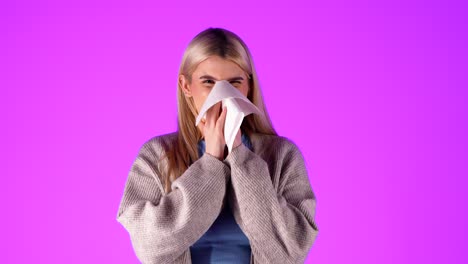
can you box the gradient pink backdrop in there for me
[2,0,467,263]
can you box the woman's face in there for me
[180,55,250,115]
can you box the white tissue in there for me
[195,80,262,153]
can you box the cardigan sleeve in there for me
[116,142,230,264]
[224,141,319,264]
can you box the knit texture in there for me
[116,132,319,264]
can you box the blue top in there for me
[190,133,252,263]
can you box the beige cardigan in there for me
[116,132,319,263]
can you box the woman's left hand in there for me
[233,128,242,149]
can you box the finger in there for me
[197,120,205,135]
[216,106,227,130]
[207,102,221,125]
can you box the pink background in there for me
[2,0,467,263]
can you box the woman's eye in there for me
[203,80,215,84]
[230,81,241,84]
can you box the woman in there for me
[116,27,319,264]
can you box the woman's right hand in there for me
[197,102,227,160]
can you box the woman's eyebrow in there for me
[199,75,216,80]
[228,77,244,81]
[199,75,244,81]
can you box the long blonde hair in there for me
[160,27,277,193]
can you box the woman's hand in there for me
[197,102,227,160]
[233,127,242,149]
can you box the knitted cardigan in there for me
[116,131,319,264]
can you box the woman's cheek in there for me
[194,87,213,112]
[196,95,209,113]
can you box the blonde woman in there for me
[116,27,319,264]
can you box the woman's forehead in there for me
[193,57,246,79]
